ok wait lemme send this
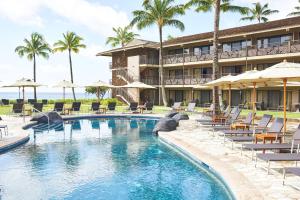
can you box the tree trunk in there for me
[33,54,37,100]
[212,0,221,116]
[159,26,167,106]
[68,49,76,101]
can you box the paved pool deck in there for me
[159,116,300,200]
[0,116,30,153]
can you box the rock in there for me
[30,111,63,124]
[165,111,178,118]
[153,117,177,134]
[172,113,189,122]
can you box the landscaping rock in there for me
[153,117,177,134]
[172,113,189,122]
[30,111,63,124]
[165,111,178,118]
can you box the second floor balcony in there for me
[163,40,300,65]
[141,74,213,86]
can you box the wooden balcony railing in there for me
[139,55,159,65]
[163,40,300,65]
[141,74,213,85]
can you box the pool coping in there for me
[159,137,236,200]
[0,134,30,154]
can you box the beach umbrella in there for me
[119,81,155,103]
[255,60,300,134]
[53,80,79,100]
[205,75,238,107]
[86,80,115,101]
[3,78,43,101]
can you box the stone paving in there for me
[159,116,300,200]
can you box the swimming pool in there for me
[0,117,233,200]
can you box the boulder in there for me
[172,113,189,123]
[153,117,177,134]
[165,111,178,118]
[31,111,63,124]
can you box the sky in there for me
[0,0,298,93]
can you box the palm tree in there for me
[131,0,185,106]
[53,32,86,100]
[15,32,51,100]
[241,2,279,23]
[186,0,247,115]
[106,25,139,48]
[288,0,300,16]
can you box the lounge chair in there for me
[140,102,153,113]
[107,102,116,112]
[172,102,183,111]
[201,107,241,127]
[255,117,285,143]
[16,99,24,104]
[32,103,43,113]
[127,102,138,113]
[242,125,300,159]
[185,102,196,112]
[201,103,214,116]
[65,102,81,114]
[90,102,100,112]
[283,167,300,185]
[226,116,283,145]
[11,103,24,115]
[1,99,9,105]
[196,105,231,123]
[28,99,37,104]
[53,102,64,112]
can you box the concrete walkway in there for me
[159,117,300,200]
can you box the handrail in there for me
[31,107,50,132]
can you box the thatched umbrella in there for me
[120,81,155,103]
[53,80,79,101]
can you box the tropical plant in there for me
[106,26,139,48]
[85,86,109,100]
[288,0,300,16]
[131,0,185,106]
[186,0,247,114]
[53,32,86,100]
[241,2,279,23]
[15,32,51,100]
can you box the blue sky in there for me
[0,0,298,93]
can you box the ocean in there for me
[0,92,95,100]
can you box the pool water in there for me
[0,118,233,200]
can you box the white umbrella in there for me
[86,80,115,101]
[119,81,155,103]
[53,80,79,100]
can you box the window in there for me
[193,68,201,78]
[257,35,291,48]
[168,48,183,55]
[222,40,251,52]
[193,46,210,55]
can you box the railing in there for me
[115,69,135,83]
[139,55,159,65]
[141,74,213,85]
[163,40,300,65]
[114,88,135,104]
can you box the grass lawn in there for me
[1,104,300,119]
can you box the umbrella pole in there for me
[283,78,287,140]
[252,82,256,126]
[228,84,231,108]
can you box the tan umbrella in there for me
[53,80,79,100]
[86,80,115,101]
[119,81,155,103]
[256,60,300,134]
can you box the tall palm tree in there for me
[106,25,139,48]
[131,0,185,106]
[241,2,279,23]
[15,32,51,100]
[186,0,247,115]
[53,32,86,100]
[288,0,300,16]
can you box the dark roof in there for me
[163,16,300,46]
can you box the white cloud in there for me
[0,0,43,26]
[0,0,129,36]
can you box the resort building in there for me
[98,16,300,111]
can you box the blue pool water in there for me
[0,118,233,200]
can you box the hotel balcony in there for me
[163,40,300,65]
[139,55,159,66]
[141,74,212,86]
